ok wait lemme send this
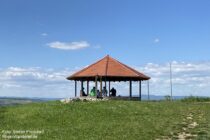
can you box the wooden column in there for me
[129,80,132,98]
[81,80,83,97]
[95,76,98,97]
[139,80,142,101]
[81,80,83,90]
[100,77,102,97]
[108,81,111,96]
[105,79,107,89]
[105,80,107,96]
[75,81,77,97]
[105,78,107,96]
[87,81,89,95]
[81,81,83,90]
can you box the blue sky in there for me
[0,0,210,98]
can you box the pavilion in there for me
[66,55,150,100]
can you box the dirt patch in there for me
[157,112,200,140]
[176,132,197,139]
[188,122,198,129]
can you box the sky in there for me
[0,0,210,98]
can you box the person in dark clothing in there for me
[110,87,116,97]
[80,87,87,96]
[102,86,107,97]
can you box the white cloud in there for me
[136,61,210,96]
[47,41,90,50]
[1,61,210,98]
[0,67,76,98]
[41,33,48,36]
[154,38,160,43]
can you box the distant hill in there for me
[141,95,187,100]
[0,97,60,106]
[0,95,208,106]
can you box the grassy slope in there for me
[0,101,210,140]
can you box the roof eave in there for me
[67,75,151,81]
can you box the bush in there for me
[164,95,172,101]
[181,96,210,102]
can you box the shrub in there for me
[181,96,210,102]
[164,95,172,101]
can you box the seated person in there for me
[90,87,96,96]
[97,90,100,98]
[97,90,103,99]
[110,87,116,97]
[80,87,87,96]
[102,86,107,97]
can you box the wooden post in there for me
[104,77,107,96]
[105,77,107,96]
[81,80,83,89]
[139,80,142,101]
[81,80,83,97]
[87,81,89,95]
[129,80,132,98]
[105,79,107,89]
[75,81,77,97]
[100,77,102,97]
[108,81,110,96]
[95,76,98,97]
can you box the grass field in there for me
[0,100,210,140]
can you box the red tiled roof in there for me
[67,55,150,81]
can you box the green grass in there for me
[0,100,210,140]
